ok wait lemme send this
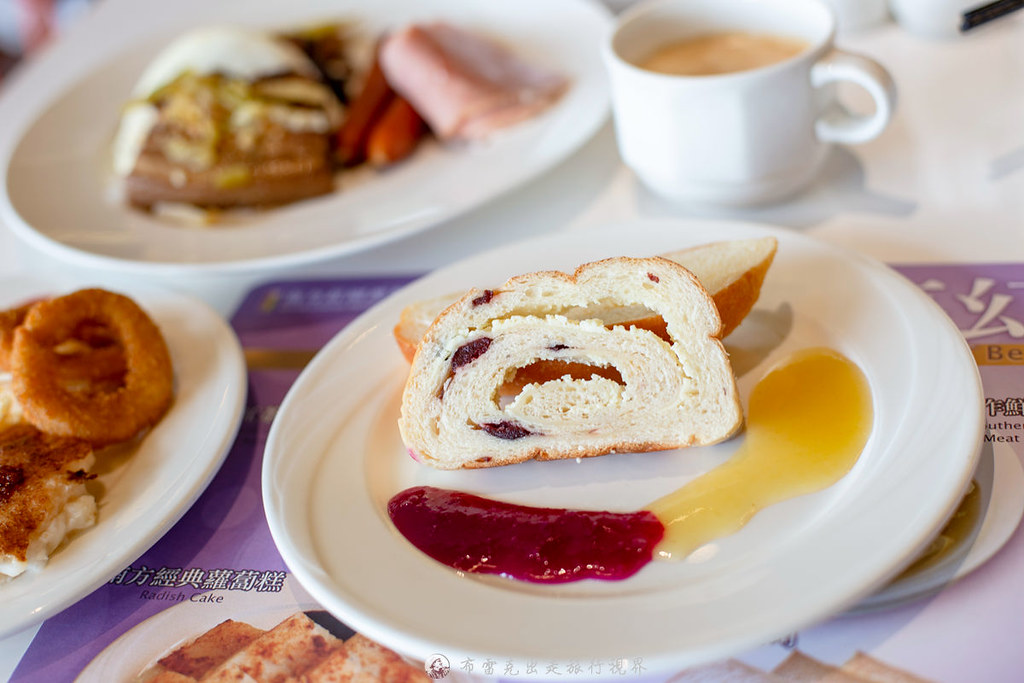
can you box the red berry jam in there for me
[388,486,664,583]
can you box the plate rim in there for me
[0,279,248,639]
[262,218,985,675]
[0,0,613,276]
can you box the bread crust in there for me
[393,236,777,362]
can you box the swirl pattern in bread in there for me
[399,256,744,469]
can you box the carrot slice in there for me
[366,96,426,166]
[334,49,394,166]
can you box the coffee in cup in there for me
[637,32,809,76]
[603,0,897,206]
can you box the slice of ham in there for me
[378,22,568,141]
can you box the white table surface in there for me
[0,0,1022,678]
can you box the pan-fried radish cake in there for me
[142,612,428,682]
[155,619,265,679]
[200,612,341,682]
[299,633,428,682]
[0,423,96,582]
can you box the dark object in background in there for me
[0,48,16,79]
[962,0,1024,31]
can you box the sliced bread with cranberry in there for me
[398,256,744,469]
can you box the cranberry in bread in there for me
[398,256,744,469]
[112,27,344,210]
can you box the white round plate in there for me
[0,0,611,275]
[0,277,246,638]
[262,220,984,676]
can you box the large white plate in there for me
[262,220,985,676]
[0,0,611,275]
[0,277,246,638]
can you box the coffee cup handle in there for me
[811,50,897,145]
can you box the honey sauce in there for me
[649,347,873,559]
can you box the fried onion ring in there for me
[51,323,128,385]
[10,289,173,445]
[0,300,124,379]
[0,303,34,372]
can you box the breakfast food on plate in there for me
[390,243,876,585]
[155,619,264,678]
[392,236,778,362]
[0,424,96,583]
[199,612,338,682]
[364,91,427,167]
[390,348,872,580]
[10,288,173,445]
[398,256,744,469]
[379,22,569,140]
[674,651,927,682]
[0,288,174,581]
[144,612,427,682]
[113,20,567,216]
[298,633,428,682]
[112,26,345,210]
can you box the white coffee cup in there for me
[604,0,898,205]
